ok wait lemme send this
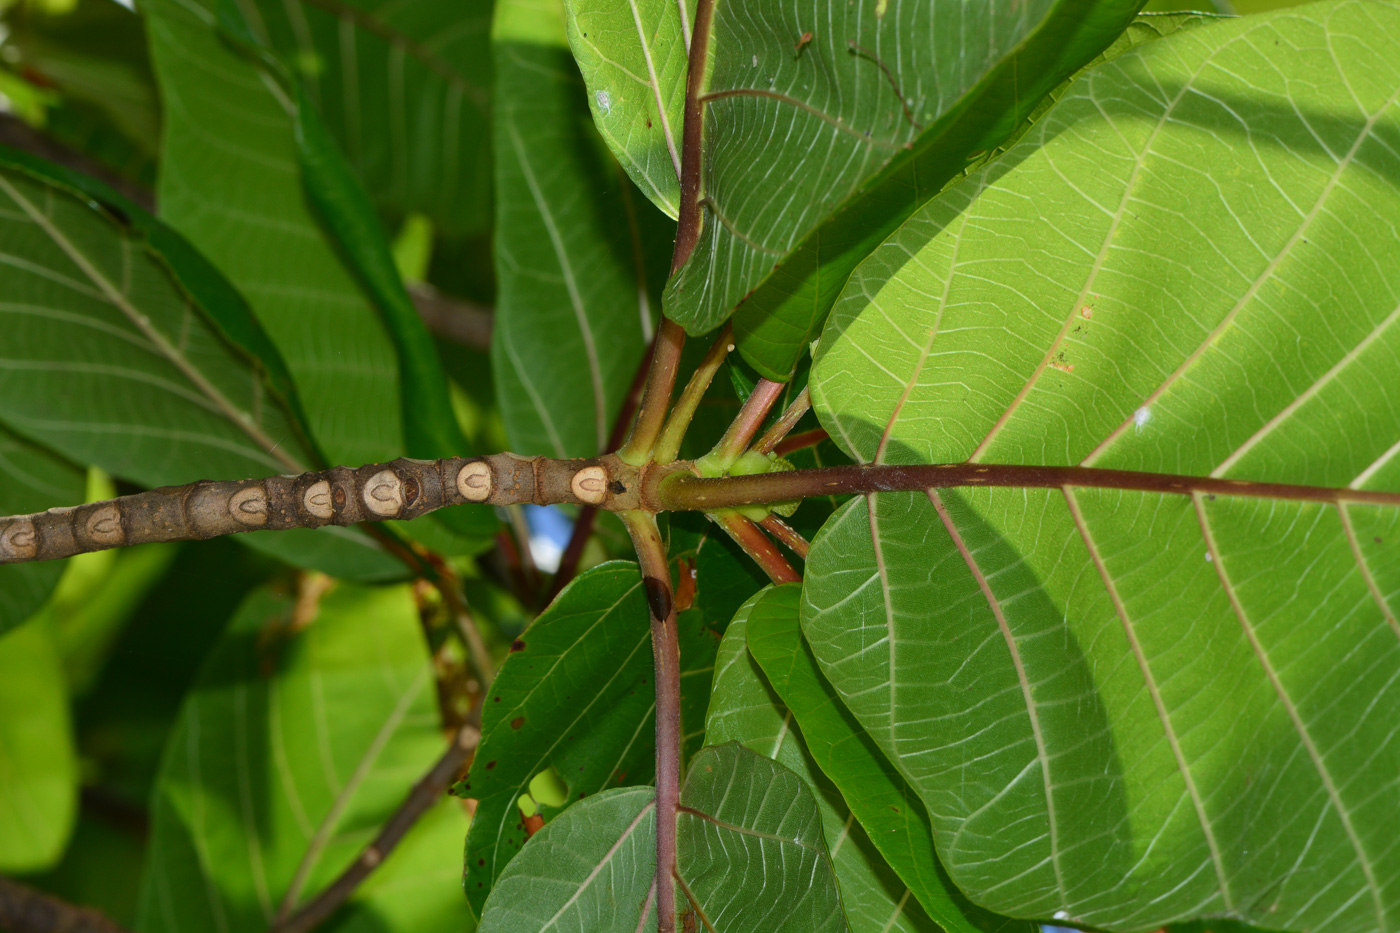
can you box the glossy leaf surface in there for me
[492,0,665,459]
[478,743,847,933]
[134,582,470,933]
[0,156,396,578]
[806,6,1400,930]
[459,561,719,916]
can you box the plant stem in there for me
[713,511,800,584]
[759,514,809,559]
[775,427,828,456]
[654,323,733,464]
[620,512,682,933]
[704,377,786,470]
[671,0,718,273]
[620,320,687,465]
[0,875,132,933]
[752,386,810,456]
[270,723,480,933]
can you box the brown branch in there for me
[752,386,811,456]
[621,513,683,933]
[0,875,133,933]
[712,511,800,585]
[408,282,492,351]
[774,427,828,457]
[658,462,1400,511]
[671,0,717,273]
[620,320,688,464]
[654,323,733,464]
[269,723,480,933]
[703,378,785,470]
[759,514,809,559]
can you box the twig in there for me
[0,875,133,933]
[270,723,481,933]
[752,386,810,456]
[759,514,809,559]
[654,323,733,464]
[620,320,688,464]
[671,0,718,273]
[774,427,828,456]
[408,282,492,351]
[703,378,785,470]
[620,512,683,933]
[712,511,800,584]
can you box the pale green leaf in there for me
[0,621,78,872]
[492,0,665,459]
[806,5,1400,931]
[478,743,847,933]
[134,581,469,932]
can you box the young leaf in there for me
[0,155,398,578]
[492,0,667,459]
[806,6,1400,931]
[655,0,1144,339]
[0,621,77,872]
[144,0,405,469]
[706,589,961,933]
[478,744,848,933]
[0,427,84,635]
[231,0,492,236]
[459,561,719,916]
[739,585,1033,933]
[133,582,470,933]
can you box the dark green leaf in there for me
[0,426,84,635]
[491,0,666,459]
[458,560,720,916]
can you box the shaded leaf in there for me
[478,744,847,933]
[134,581,469,932]
[806,6,1400,931]
[458,560,719,916]
[657,0,1143,340]
[0,426,83,635]
[705,588,950,933]
[0,621,78,871]
[0,153,397,578]
[492,0,665,459]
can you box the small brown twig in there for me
[270,723,480,933]
[620,319,688,465]
[408,282,493,351]
[752,386,811,456]
[704,378,786,470]
[774,427,829,456]
[759,514,809,559]
[847,41,921,130]
[0,875,133,933]
[654,323,733,463]
[712,511,800,584]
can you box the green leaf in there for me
[0,153,398,578]
[0,426,84,635]
[234,0,492,236]
[492,0,667,459]
[478,743,847,933]
[458,561,719,916]
[656,0,1143,341]
[806,6,1400,931]
[562,0,689,219]
[144,0,404,470]
[134,581,470,932]
[0,620,78,872]
[740,585,1033,933]
[730,7,1209,380]
[706,588,950,933]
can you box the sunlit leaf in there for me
[806,6,1400,930]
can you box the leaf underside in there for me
[805,5,1400,931]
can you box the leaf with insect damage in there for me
[806,6,1400,931]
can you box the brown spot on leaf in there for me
[510,639,527,653]
[485,760,497,770]
[511,716,525,730]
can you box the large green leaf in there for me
[458,561,719,916]
[234,0,492,236]
[805,5,1400,931]
[649,0,1142,341]
[134,582,471,932]
[705,588,948,933]
[144,0,404,470]
[0,153,397,578]
[0,427,84,635]
[738,585,1033,933]
[491,0,667,459]
[0,621,77,871]
[478,743,847,933]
